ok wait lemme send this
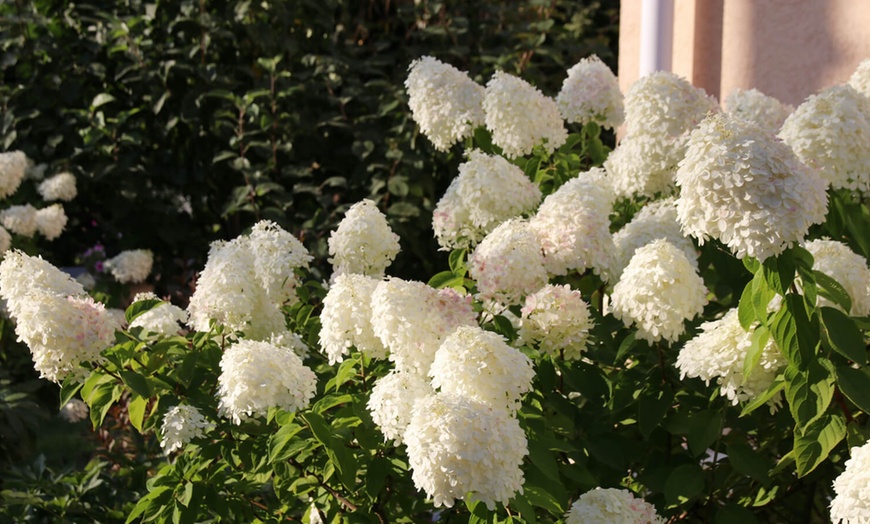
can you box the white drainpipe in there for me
[639,0,674,77]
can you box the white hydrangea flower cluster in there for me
[0,251,116,383]
[556,55,625,130]
[831,440,870,524]
[611,197,697,280]
[610,239,707,344]
[432,150,542,250]
[779,85,870,193]
[530,168,615,278]
[0,204,38,237]
[624,71,718,139]
[370,278,476,376]
[676,309,785,405]
[319,273,387,364]
[187,220,311,341]
[519,284,593,360]
[805,239,870,317]
[367,370,433,445]
[217,339,317,424]
[611,72,718,199]
[104,249,153,284]
[249,220,313,305]
[725,88,793,132]
[468,218,548,307]
[35,204,67,241]
[328,199,400,277]
[604,134,684,198]
[403,392,527,510]
[129,292,188,338]
[848,58,870,100]
[483,71,567,158]
[37,172,77,201]
[429,325,534,414]
[160,405,214,454]
[676,113,828,261]
[405,56,486,152]
[0,150,28,199]
[565,488,665,524]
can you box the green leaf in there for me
[91,92,116,109]
[492,315,517,341]
[771,294,818,370]
[333,358,357,392]
[836,366,870,414]
[527,440,560,481]
[638,385,673,438]
[126,486,173,523]
[727,440,771,484]
[763,251,795,296]
[815,271,853,313]
[128,394,147,432]
[743,325,770,382]
[522,484,563,515]
[269,423,304,464]
[120,370,151,397]
[449,248,467,276]
[125,299,163,324]
[689,410,722,457]
[664,464,705,505]
[301,412,357,490]
[743,257,760,274]
[820,307,867,364]
[509,494,538,524]
[178,482,194,507]
[794,413,846,477]
[740,378,785,417]
[59,375,84,408]
[784,359,835,431]
[614,331,636,364]
[428,270,465,290]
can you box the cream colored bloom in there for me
[483,71,567,158]
[0,151,28,199]
[319,273,386,364]
[831,440,870,524]
[35,204,67,241]
[520,284,593,360]
[37,172,77,201]
[566,488,665,524]
[367,370,433,444]
[105,249,153,284]
[404,392,527,510]
[0,204,38,237]
[328,199,400,277]
[433,150,541,250]
[160,405,214,454]
[610,239,707,344]
[530,168,615,277]
[725,88,793,132]
[677,113,828,261]
[217,339,317,424]
[779,85,870,193]
[430,325,534,414]
[676,309,784,405]
[469,218,548,306]
[556,55,624,129]
[405,56,486,151]
[805,239,870,316]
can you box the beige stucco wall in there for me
[619,0,870,107]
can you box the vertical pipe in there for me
[639,0,674,77]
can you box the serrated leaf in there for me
[120,370,151,397]
[126,486,173,523]
[128,394,147,432]
[794,413,846,477]
[125,299,163,324]
[448,248,467,276]
[688,410,722,457]
[820,306,866,364]
[763,252,795,296]
[428,270,464,289]
[815,271,853,313]
[836,366,870,414]
[522,484,563,515]
[784,359,835,431]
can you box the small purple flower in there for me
[95,261,104,272]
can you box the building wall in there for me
[618,0,870,107]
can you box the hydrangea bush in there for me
[1,54,869,524]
